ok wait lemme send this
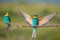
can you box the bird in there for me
[3,12,12,32]
[18,9,56,39]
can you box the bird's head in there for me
[33,15,38,18]
[5,12,9,16]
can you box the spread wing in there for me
[18,9,32,26]
[38,13,56,26]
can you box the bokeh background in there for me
[0,0,60,40]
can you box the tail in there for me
[32,28,36,39]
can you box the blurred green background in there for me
[0,0,60,40]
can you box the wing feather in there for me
[18,9,32,26]
[38,13,56,26]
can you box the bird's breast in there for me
[32,18,38,27]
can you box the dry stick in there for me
[0,22,60,27]
[0,22,22,31]
[0,22,60,31]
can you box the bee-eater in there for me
[18,9,56,39]
[3,12,11,32]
